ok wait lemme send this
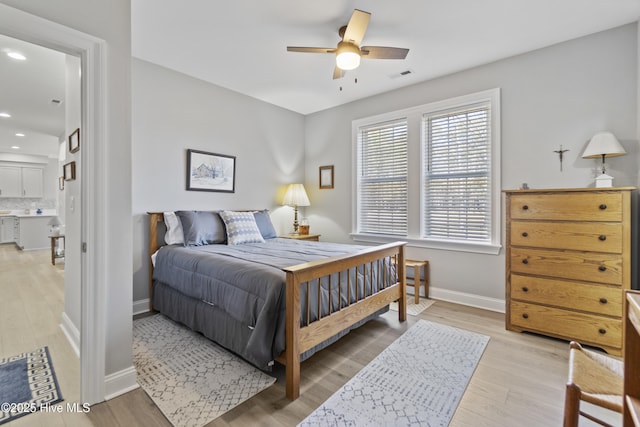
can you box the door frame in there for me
[0,4,107,404]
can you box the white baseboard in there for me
[60,312,80,358]
[104,366,139,401]
[132,298,150,316]
[430,287,505,313]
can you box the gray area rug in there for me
[299,320,489,427]
[133,314,276,427]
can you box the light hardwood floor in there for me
[2,244,620,426]
[0,244,91,427]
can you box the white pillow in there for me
[163,211,185,245]
[219,211,265,245]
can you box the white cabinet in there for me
[0,217,15,243]
[16,216,51,250]
[0,167,22,197]
[22,168,44,197]
[0,166,44,198]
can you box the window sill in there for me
[350,233,502,255]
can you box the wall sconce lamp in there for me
[582,131,626,187]
[282,183,310,234]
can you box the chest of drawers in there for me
[504,187,635,355]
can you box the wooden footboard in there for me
[278,242,407,400]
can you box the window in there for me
[423,104,491,242]
[355,119,408,235]
[352,89,500,254]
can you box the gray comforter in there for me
[152,238,394,368]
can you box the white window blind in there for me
[423,104,491,242]
[357,119,408,235]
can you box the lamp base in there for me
[595,173,613,188]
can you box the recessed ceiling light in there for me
[0,113,10,118]
[15,133,25,137]
[11,146,20,150]
[7,52,26,60]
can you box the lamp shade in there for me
[582,132,626,159]
[282,184,310,207]
[48,216,62,227]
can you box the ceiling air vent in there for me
[390,69,413,79]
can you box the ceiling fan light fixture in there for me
[336,42,361,70]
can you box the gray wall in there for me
[131,58,306,302]
[304,23,638,310]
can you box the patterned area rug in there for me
[299,320,489,427]
[389,297,435,316]
[0,346,63,425]
[133,314,276,427]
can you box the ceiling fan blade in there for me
[333,66,345,80]
[361,46,409,60]
[287,47,336,54]
[343,9,371,46]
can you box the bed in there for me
[147,210,407,400]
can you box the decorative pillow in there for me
[253,210,277,239]
[219,211,265,245]
[175,210,226,246]
[163,212,185,245]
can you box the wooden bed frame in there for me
[147,211,407,400]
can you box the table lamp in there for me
[48,216,62,236]
[582,131,626,188]
[282,184,310,234]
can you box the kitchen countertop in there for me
[0,209,57,218]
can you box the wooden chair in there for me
[405,259,429,304]
[564,341,623,427]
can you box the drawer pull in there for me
[598,265,607,272]
[522,205,529,210]
[599,298,608,304]
[522,313,529,319]
[522,259,529,265]
[599,204,607,210]
[522,287,529,292]
[599,328,607,335]
[599,235,607,241]
[521,232,528,237]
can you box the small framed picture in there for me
[319,165,334,189]
[68,128,80,153]
[58,176,65,190]
[186,149,236,193]
[63,161,76,181]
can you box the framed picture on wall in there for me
[58,176,65,190]
[68,128,80,153]
[186,149,236,193]
[319,165,334,189]
[63,161,76,181]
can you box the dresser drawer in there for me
[509,192,622,221]
[510,274,622,316]
[510,301,622,350]
[510,221,622,253]
[510,247,623,285]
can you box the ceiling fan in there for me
[287,9,410,80]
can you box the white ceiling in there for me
[1,1,639,158]
[132,0,640,115]
[0,34,65,158]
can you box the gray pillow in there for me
[175,211,226,246]
[253,210,277,239]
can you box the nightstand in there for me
[280,233,320,242]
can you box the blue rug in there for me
[299,320,489,426]
[0,346,63,425]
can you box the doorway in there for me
[0,3,108,405]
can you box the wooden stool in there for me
[405,259,429,304]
